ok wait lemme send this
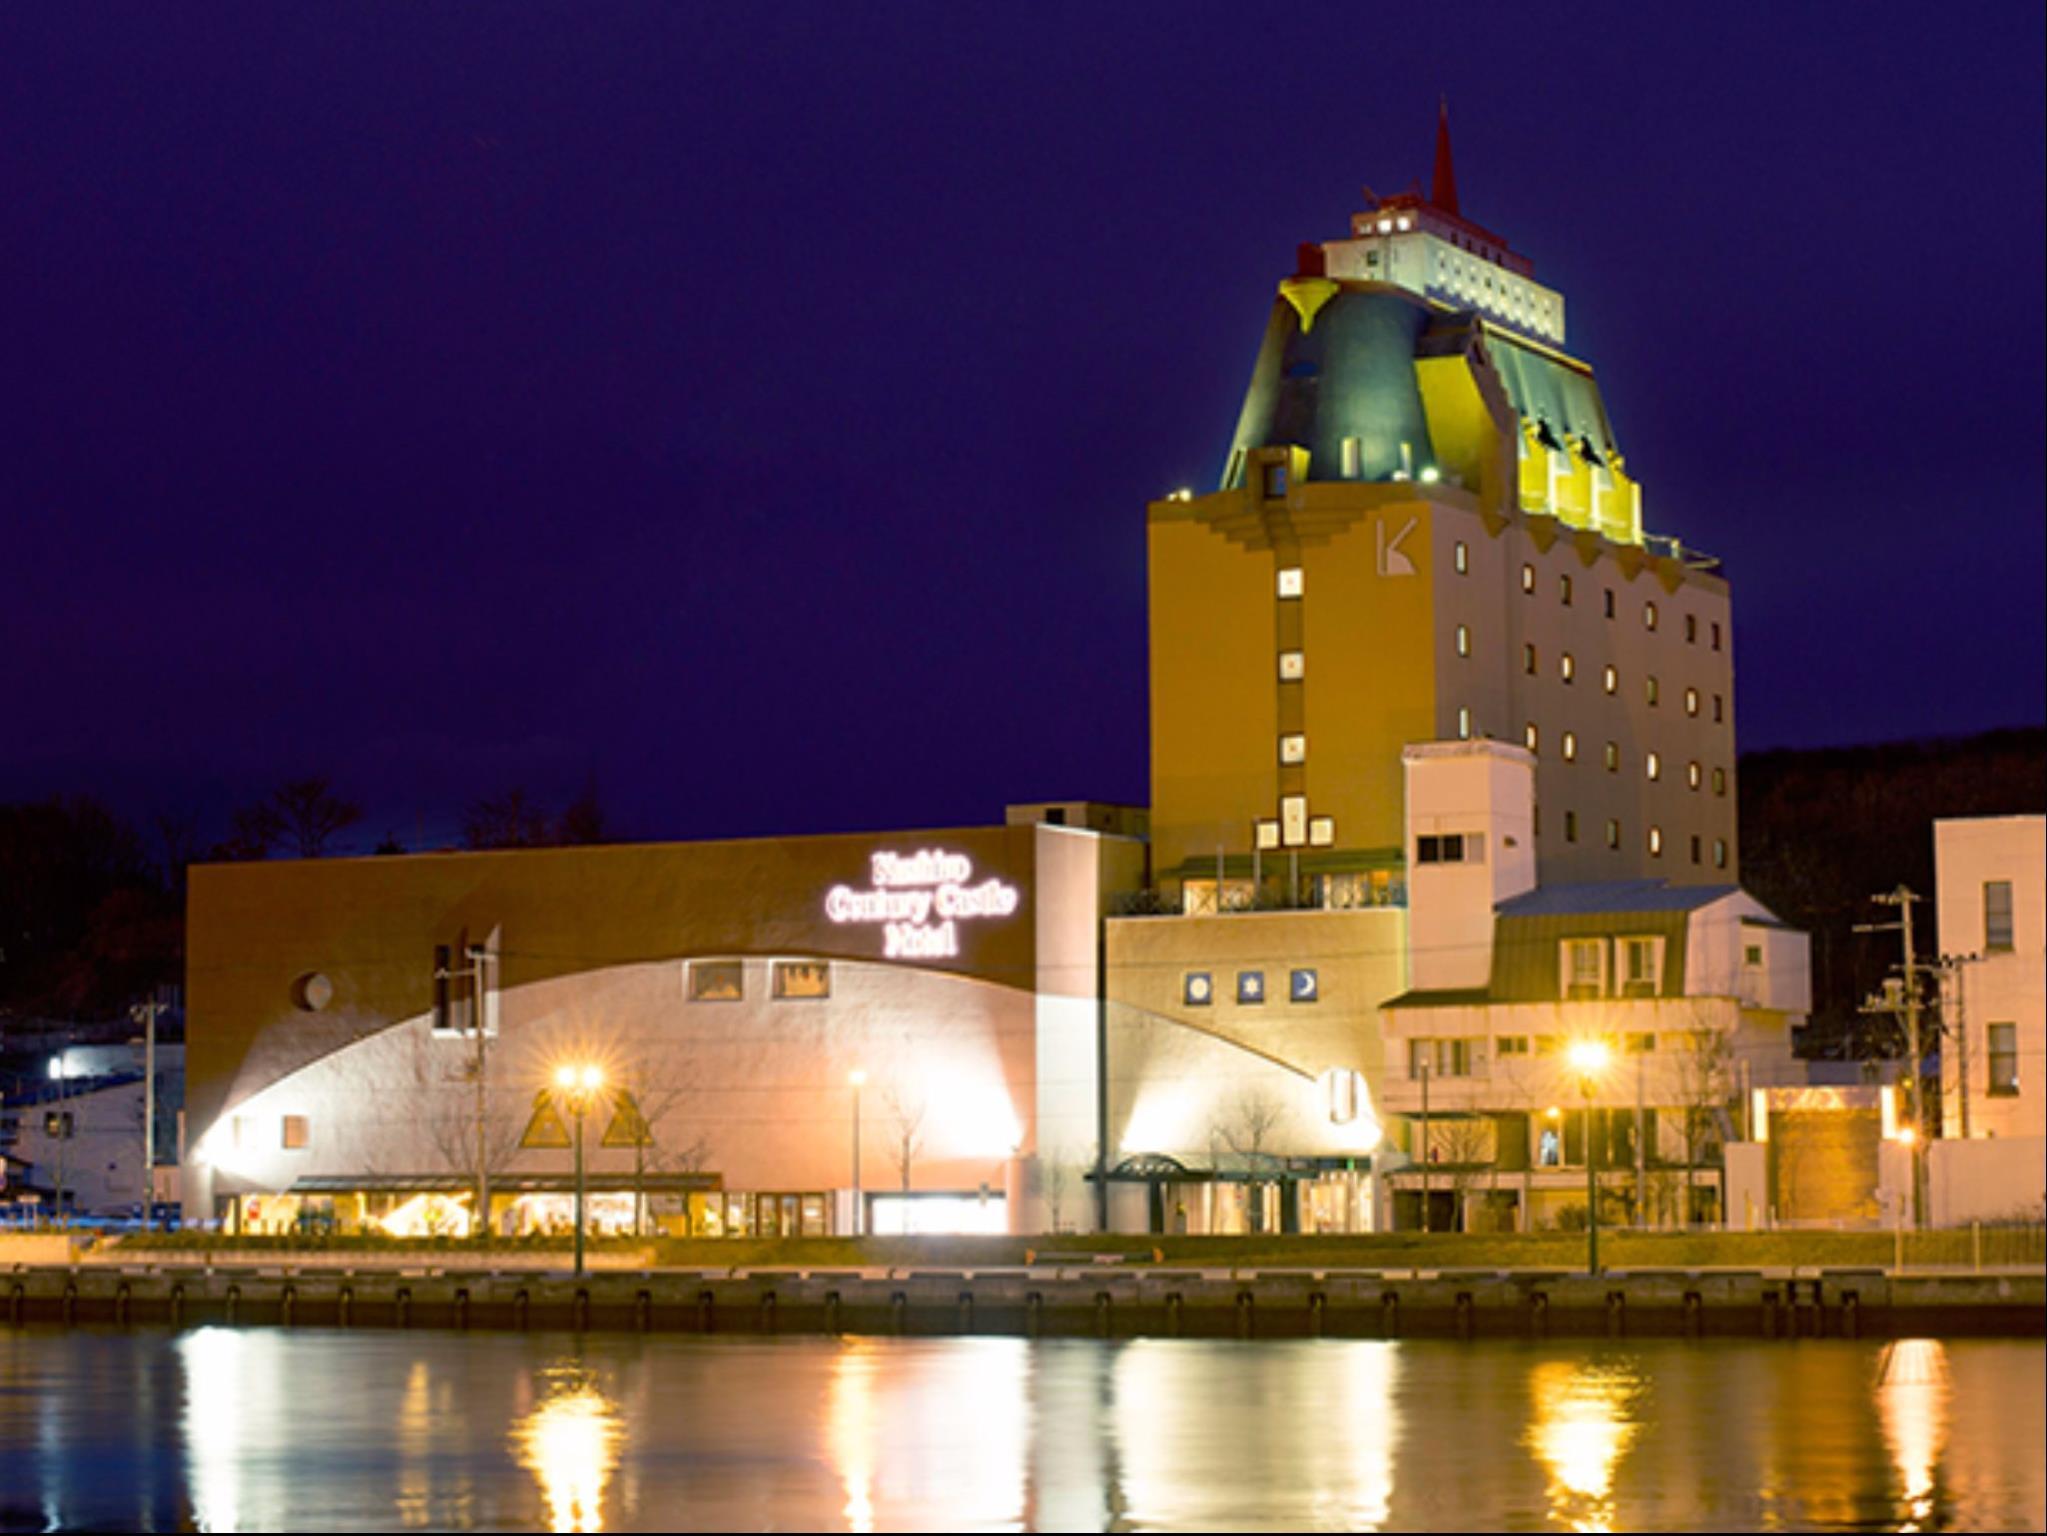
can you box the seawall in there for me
[5,1261,2042,1340]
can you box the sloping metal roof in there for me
[1496,881,1735,917]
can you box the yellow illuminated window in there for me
[1278,650,1305,681]
[1524,722,1539,752]
[1522,563,1536,593]
[1603,664,1618,694]
[1645,752,1661,781]
[1648,825,1664,857]
[1454,542,1469,574]
[1561,731,1577,762]
[1685,687,1700,716]
[1687,761,1702,790]
[1279,733,1307,764]
[1457,707,1472,740]
[1456,624,1471,657]
[772,960,831,999]
[689,961,744,1001]
[1277,567,1304,598]
[1644,602,1659,630]
[1646,675,1660,706]
[1604,741,1620,772]
[1560,652,1575,683]
[1712,766,1727,796]
[281,1115,310,1151]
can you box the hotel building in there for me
[183,118,1809,1237]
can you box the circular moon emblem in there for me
[294,972,334,1012]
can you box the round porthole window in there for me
[293,972,334,1012]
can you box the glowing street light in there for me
[1565,1039,1613,1276]
[848,1070,867,1239]
[554,1063,606,1279]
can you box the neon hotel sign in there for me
[824,849,1019,959]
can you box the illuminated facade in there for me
[1149,115,1736,896]
[184,823,1140,1237]
[185,117,1806,1237]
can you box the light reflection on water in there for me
[512,1363,624,1532]
[1,1328,2041,1531]
[1525,1356,1645,1532]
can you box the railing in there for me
[1109,884,1408,919]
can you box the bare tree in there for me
[463,788,555,850]
[611,1056,710,1236]
[409,1035,524,1236]
[1217,1087,1293,1233]
[214,801,285,861]
[270,777,363,858]
[884,1085,927,1197]
[1434,1116,1495,1233]
[1671,1019,1737,1229]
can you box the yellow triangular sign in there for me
[519,1090,572,1149]
[601,1089,651,1148]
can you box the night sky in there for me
[4,6,2042,852]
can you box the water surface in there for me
[3,1328,2041,1531]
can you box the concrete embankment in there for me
[5,1260,2042,1340]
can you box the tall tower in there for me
[1148,115,1738,903]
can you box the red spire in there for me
[1431,97,1460,216]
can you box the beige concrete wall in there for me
[1936,816,2046,1141]
[1927,1136,2047,1225]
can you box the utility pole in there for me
[1936,953,1979,1140]
[1417,1056,1432,1233]
[1857,886,1927,1226]
[129,990,169,1227]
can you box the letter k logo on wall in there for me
[1377,516,1418,577]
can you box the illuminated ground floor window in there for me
[868,1192,1008,1236]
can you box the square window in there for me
[772,960,831,999]
[1263,463,1288,498]
[1277,567,1304,598]
[1627,1031,1656,1053]
[1278,650,1305,681]
[1255,819,1281,851]
[1184,972,1214,1007]
[1308,816,1336,848]
[1563,937,1606,999]
[1290,968,1318,1003]
[281,1114,311,1151]
[1237,970,1266,1005]
[1498,1035,1530,1056]
[1279,733,1307,765]
[689,960,745,1001]
[1744,943,1763,967]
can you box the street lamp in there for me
[1566,1038,1613,1276]
[554,1064,605,1278]
[848,1070,867,1238]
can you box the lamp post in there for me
[554,1064,605,1279]
[1566,1038,1613,1276]
[848,1070,866,1238]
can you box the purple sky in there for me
[4,5,2042,851]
